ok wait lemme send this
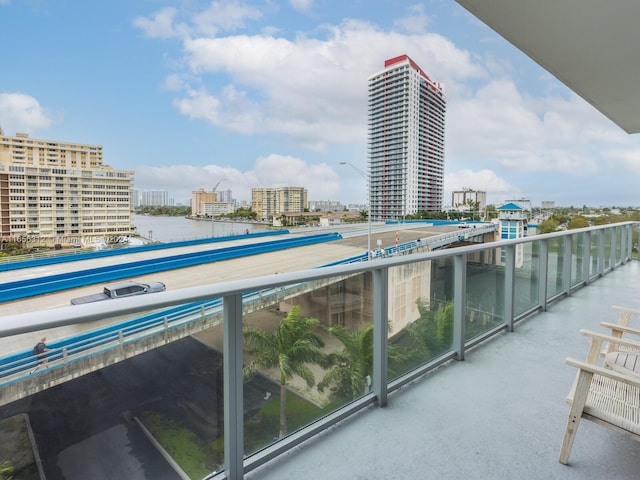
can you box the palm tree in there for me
[0,461,14,480]
[318,324,409,401]
[318,324,374,401]
[243,306,328,438]
[405,300,453,360]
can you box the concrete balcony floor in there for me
[248,260,640,480]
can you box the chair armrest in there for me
[580,329,640,352]
[611,305,640,317]
[611,305,640,329]
[566,357,640,388]
[601,322,640,337]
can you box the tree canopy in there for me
[243,306,329,437]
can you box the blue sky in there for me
[2,0,640,208]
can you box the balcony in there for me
[247,257,640,480]
[0,223,638,480]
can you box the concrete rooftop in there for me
[247,260,640,480]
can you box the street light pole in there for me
[211,179,225,238]
[340,162,371,260]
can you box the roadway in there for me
[0,222,460,356]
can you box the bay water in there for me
[132,214,270,243]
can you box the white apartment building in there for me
[0,130,133,245]
[503,198,532,214]
[141,189,171,206]
[368,55,446,221]
[251,187,307,221]
[452,189,487,212]
[308,200,343,212]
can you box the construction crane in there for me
[211,179,225,237]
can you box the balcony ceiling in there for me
[456,0,640,134]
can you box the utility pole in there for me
[340,162,371,260]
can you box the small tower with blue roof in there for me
[497,202,528,266]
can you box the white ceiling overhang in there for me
[456,0,640,134]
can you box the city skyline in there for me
[2,1,640,207]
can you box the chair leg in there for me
[559,370,593,465]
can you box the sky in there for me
[1,0,640,208]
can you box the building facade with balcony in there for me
[368,54,446,221]
[251,187,308,221]
[191,188,217,216]
[0,130,133,245]
[452,188,487,212]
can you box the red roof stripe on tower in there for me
[384,54,444,92]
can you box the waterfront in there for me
[132,214,270,243]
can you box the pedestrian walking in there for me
[30,336,49,374]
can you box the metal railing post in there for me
[612,228,616,268]
[372,267,388,407]
[453,254,466,359]
[563,235,572,296]
[504,245,515,332]
[538,239,549,311]
[223,294,244,480]
[583,231,592,283]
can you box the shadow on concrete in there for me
[0,336,278,480]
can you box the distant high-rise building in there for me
[251,187,307,221]
[217,189,234,204]
[141,190,170,206]
[368,54,446,221]
[131,189,141,208]
[0,131,133,244]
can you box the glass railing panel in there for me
[604,228,613,270]
[547,237,565,298]
[514,240,540,317]
[387,256,455,381]
[614,227,622,265]
[242,272,372,457]
[571,232,586,287]
[1,300,225,480]
[466,247,505,341]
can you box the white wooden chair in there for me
[559,329,640,465]
[610,305,640,328]
[601,305,640,353]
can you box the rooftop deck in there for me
[247,259,640,480]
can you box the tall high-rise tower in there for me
[368,55,446,221]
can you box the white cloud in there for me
[289,0,313,13]
[133,2,262,39]
[133,7,182,39]
[445,80,634,177]
[191,1,262,35]
[134,154,340,204]
[172,19,484,150]
[0,92,53,134]
[445,169,520,205]
[394,4,430,33]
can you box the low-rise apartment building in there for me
[0,130,133,246]
[251,187,307,221]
